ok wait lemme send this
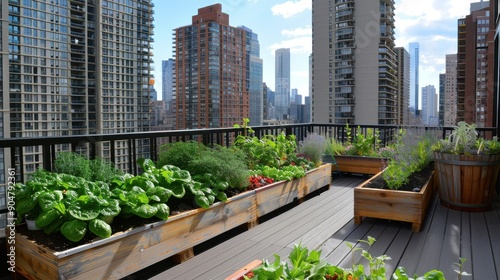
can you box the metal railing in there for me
[0,123,497,220]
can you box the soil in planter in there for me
[364,163,434,192]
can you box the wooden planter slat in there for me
[225,259,262,280]
[354,170,436,232]
[305,163,332,194]
[14,164,332,280]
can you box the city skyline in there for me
[152,0,481,100]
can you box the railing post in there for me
[42,144,52,172]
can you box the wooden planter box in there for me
[12,164,332,280]
[434,153,500,211]
[354,170,436,232]
[13,191,257,280]
[255,163,332,217]
[332,155,387,175]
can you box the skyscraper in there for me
[421,85,438,126]
[162,59,174,110]
[275,48,290,120]
[395,47,410,125]
[312,0,397,125]
[409,42,420,112]
[444,54,458,126]
[173,4,253,129]
[3,0,155,175]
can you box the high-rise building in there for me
[311,0,397,125]
[162,59,174,110]
[444,54,458,126]
[2,0,155,175]
[439,73,445,126]
[173,4,253,129]
[395,47,410,125]
[458,1,495,127]
[421,85,438,126]
[409,42,420,112]
[239,26,263,127]
[494,0,500,136]
[275,48,290,120]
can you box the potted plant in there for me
[354,128,439,232]
[432,121,500,211]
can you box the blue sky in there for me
[152,0,479,103]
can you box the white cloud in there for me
[268,36,311,55]
[282,26,312,37]
[271,0,311,18]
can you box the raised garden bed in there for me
[353,167,436,232]
[12,164,332,280]
[329,155,387,175]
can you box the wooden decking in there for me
[141,175,500,280]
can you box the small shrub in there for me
[53,152,123,182]
[298,133,327,167]
[156,141,209,169]
[187,146,250,190]
[54,152,91,180]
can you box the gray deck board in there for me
[144,176,500,280]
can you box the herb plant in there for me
[298,133,327,167]
[382,128,438,190]
[249,236,449,280]
[432,121,500,155]
[53,152,123,183]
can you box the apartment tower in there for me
[444,54,458,126]
[458,1,495,127]
[311,0,398,125]
[275,48,290,120]
[3,0,155,177]
[395,47,410,125]
[173,4,251,129]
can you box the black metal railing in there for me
[0,123,497,220]
[0,124,498,181]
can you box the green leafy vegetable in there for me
[89,219,112,239]
[61,220,88,242]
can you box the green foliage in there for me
[250,237,450,280]
[298,133,327,167]
[251,165,306,181]
[157,142,249,190]
[382,128,438,190]
[53,152,123,183]
[432,121,500,155]
[325,135,346,156]
[156,141,209,170]
[233,132,297,170]
[187,146,250,190]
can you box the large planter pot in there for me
[354,169,436,232]
[12,190,257,280]
[326,155,387,175]
[433,152,500,212]
[255,163,332,217]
